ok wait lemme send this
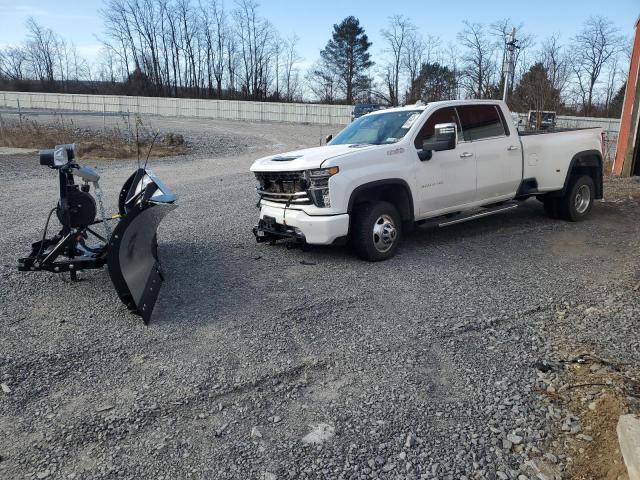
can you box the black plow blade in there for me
[107,202,176,324]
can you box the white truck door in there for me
[412,106,476,216]
[456,104,522,201]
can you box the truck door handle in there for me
[459,152,473,158]
[507,145,519,151]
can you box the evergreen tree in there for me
[125,68,156,96]
[318,16,373,104]
[608,82,626,118]
[511,63,561,115]
[409,62,457,103]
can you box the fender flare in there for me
[347,178,415,221]
[559,149,603,199]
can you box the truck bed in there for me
[518,127,598,136]
[520,127,603,193]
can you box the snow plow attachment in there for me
[107,169,177,324]
[18,144,177,325]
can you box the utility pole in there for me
[502,28,518,104]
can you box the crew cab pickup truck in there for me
[251,100,603,261]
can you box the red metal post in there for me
[614,17,640,176]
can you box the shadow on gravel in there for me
[292,200,551,261]
[207,200,623,264]
[406,200,547,245]
[402,199,628,249]
[145,199,634,327]
[151,240,263,326]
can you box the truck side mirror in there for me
[325,134,333,144]
[425,123,457,151]
[419,123,457,161]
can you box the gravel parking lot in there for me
[1,115,639,480]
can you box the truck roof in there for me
[365,99,508,117]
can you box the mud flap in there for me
[107,202,176,324]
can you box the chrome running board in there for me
[438,203,519,228]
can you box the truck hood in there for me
[250,144,376,172]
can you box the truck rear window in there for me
[457,105,506,141]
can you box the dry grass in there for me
[0,114,187,160]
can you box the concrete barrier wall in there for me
[0,91,622,133]
[0,91,354,126]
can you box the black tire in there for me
[558,175,595,222]
[351,201,402,261]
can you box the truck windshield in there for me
[330,110,423,146]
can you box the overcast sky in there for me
[0,0,637,67]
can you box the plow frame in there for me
[18,153,177,323]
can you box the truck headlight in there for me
[306,167,339,208]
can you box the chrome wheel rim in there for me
[372,214,397,253]
[574,184,591,214]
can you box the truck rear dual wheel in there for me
[543,175,595,222]
[351,201,401,261]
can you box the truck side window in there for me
[413,107,462,149]
[456,105,506,141]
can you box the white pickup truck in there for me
[251,100,603,261]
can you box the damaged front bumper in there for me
[253,203,349,245]
[253,215,306,243]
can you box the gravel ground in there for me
[0,115,639,480]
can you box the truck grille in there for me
[254,171,311,204]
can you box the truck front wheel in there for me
[351,201,402,261]
[559,175,595,221]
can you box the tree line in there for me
[0,1,630,118]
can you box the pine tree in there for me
[608,82,626,118]
[409,62,457,103]
[511,63,561,115]
[318,16,373,104]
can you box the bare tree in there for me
[539,33,572,107]
[176,0,198,92]
[0,46,28,80]
[25,18,59,86]
[603,53,621,115]
[403,33,439,103]
[306,60,339,103]
[5,2,630,113]
[457,21,499,98]
[444,42,461,100]
[570,16,624,115]
[282,34,302,101]
[233,0,276,100]
[98,46,119,84]
[209,0,227,98]
[380,15,415,106]
[225,29,239,95]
